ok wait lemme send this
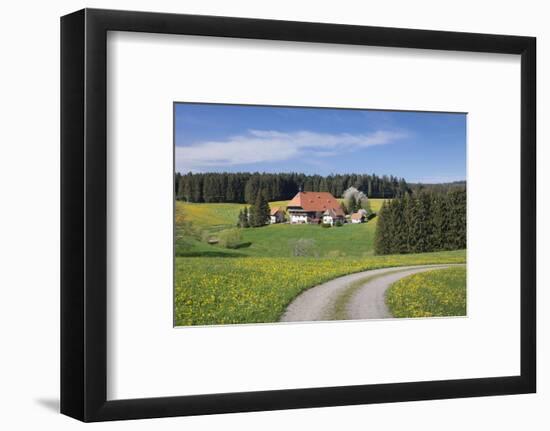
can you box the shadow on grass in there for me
[230,241,252,249]
[176,250,248,258]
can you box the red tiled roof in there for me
[287,192,343,214]
[270,206,283,215]
[351,212,364,220]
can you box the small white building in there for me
[270,207,285,224]
[322,208,346,226]
[350,212,366,224]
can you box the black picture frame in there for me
[61,8,536,422]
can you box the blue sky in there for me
[174,103,466,183]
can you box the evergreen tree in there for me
[237,209,243,227]
[403,195,417,253]
[179,173,192,201]
[247,204,257,227]
[251,193,270,227]
[374,201,392,255]
[176,171,411,203]
[242,207,250,228]
[390,197,408,253]
[248,193,269,227]
[191,175,203,202]
[236,207,251,228]
[448,189,467,249]
[415,192,434,252]
[375,190,465,255]
[244,175,261,204]
[175,172,182,198]
[225,175,237,202]
[431,193,449,250]
[202,175,214,202]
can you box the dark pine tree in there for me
[244,175,261,204]
[431,193,450,250]
[242,207,250,228]
[390,197,408,253]
[374,201,392,255]
[402,194,417,252]
[191,174,203,202]
[175,171,411,203]
[375,189,465,255]
[175,172,181,198]
[447,189,467,250]
[237,209,243,227]
[415,192,434,252]
[251,193,270,227]
[247,204,257,227]
[248,193,269,227]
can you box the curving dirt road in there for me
[280,264,463,322]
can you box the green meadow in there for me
[386,266,467,318]
[175,251,467,326]
[174,200,466,326]
[175,199,386,258]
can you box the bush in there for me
[321,223,332,228]
[218,228,242,249]
[334,220,343,227]
[289,238,319,257]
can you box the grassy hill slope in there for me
[173,199,467,326]
[175,199,387,258]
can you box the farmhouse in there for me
[270,207,285,224]
[287,191,345,225]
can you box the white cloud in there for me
[176,129,407,172]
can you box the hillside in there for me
[174,198,466,326]
[175,199,387,258]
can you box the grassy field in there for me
[175,199,387,258]
[175,250,467,326]
[385,266,467,318]
[175,201,244,231]
[174,199,466,326]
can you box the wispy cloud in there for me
[176,129,407,172]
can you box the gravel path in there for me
[280,264,462,322]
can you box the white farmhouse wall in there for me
[322,215,333,225]
[290,214,308,224]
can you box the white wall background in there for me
[0,0,547,429]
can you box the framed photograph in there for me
[61,8,536,422]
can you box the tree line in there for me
[408,181,466,195]
[374,189,466,255]
[175,172,409,203]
